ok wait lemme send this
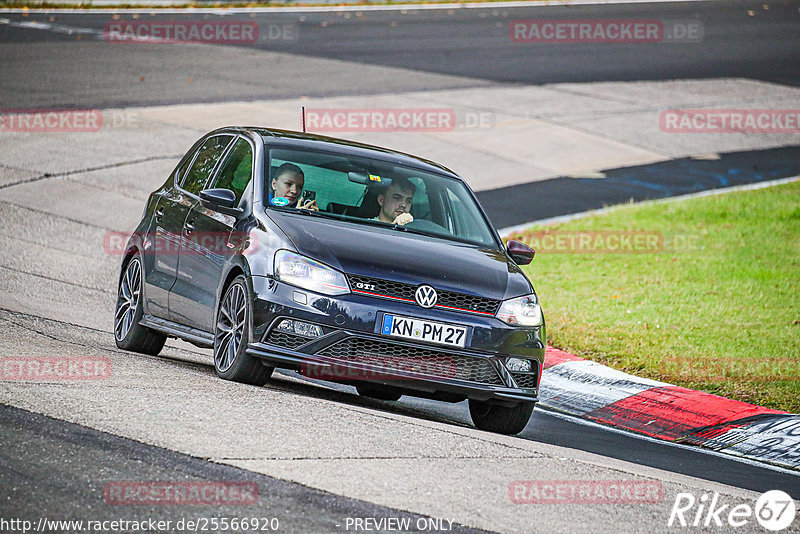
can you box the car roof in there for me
[210,126,462,180]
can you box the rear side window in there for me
[212,138,253,205]
[180,135,233,195]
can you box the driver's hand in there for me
[299,198,319,211]
[392,212,413,226]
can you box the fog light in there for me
[276,319,323,338]
[506,358,532,373]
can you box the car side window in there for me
[212,138,253,205]
[180,135,234,195]
[409,177,430,220]
[175,153,194,184]
[445,188,484,242]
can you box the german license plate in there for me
[380,314,467,348]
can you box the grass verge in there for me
[512,180,800,412]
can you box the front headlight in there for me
[274,250,350,296]
[496,294,542,326]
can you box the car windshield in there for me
[264,147,499,248]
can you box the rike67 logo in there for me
[668,490,796,531]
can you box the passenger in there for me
[373,177,415,226]
[271,163,318,211]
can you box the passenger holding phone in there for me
[299,189,318,211]
[271,163,318,211]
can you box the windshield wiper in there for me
[275,207,345,221]
[389,224,486,246]
[351,218,439,239]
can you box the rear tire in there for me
[214,275,273,386]
[356,384,402,401]
[468,399,534,435]
[114,255,166,356]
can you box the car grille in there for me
[347,274,500,316]
[317,337,503,385]
[511,372,539,389]
[265,330,311,350]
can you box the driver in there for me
[271,163,318,211]
[373,177,415,226]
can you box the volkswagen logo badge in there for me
[415,285,438,309]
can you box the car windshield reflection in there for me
[264,147,498,248]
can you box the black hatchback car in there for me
[115,127,545,434]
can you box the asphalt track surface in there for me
[479,145,800,228]
[1,2,799,532]
[3,387,799,531]
[0,404,488,533]
[0,0,799,108]
[286,371,800,499]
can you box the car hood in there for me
[267,212,532,300]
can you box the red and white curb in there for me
[540,346,799,471]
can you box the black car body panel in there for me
[266,211,532,301]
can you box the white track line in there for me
[0,17,103,36]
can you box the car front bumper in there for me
[246,276,545,405]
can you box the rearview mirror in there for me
[347,172,369,185]
[348,172,391,187]
[199,188,243,217]
[506,240,535,265]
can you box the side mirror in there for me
[199,188,243,217]
[506,240,535,265]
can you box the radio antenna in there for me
[301,106,306,133]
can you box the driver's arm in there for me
[392,212,413,225]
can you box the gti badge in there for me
[415,285,438,308]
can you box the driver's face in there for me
[378,184,414,223]
[272,172,304,204]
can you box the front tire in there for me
[214,275,273,386]
[114,255,166,355]
[468,399,534,435]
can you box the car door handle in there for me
[154,208,164,222]
[184,220,194,235]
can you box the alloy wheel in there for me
[115,258,141,341]
[215,282,247,372]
